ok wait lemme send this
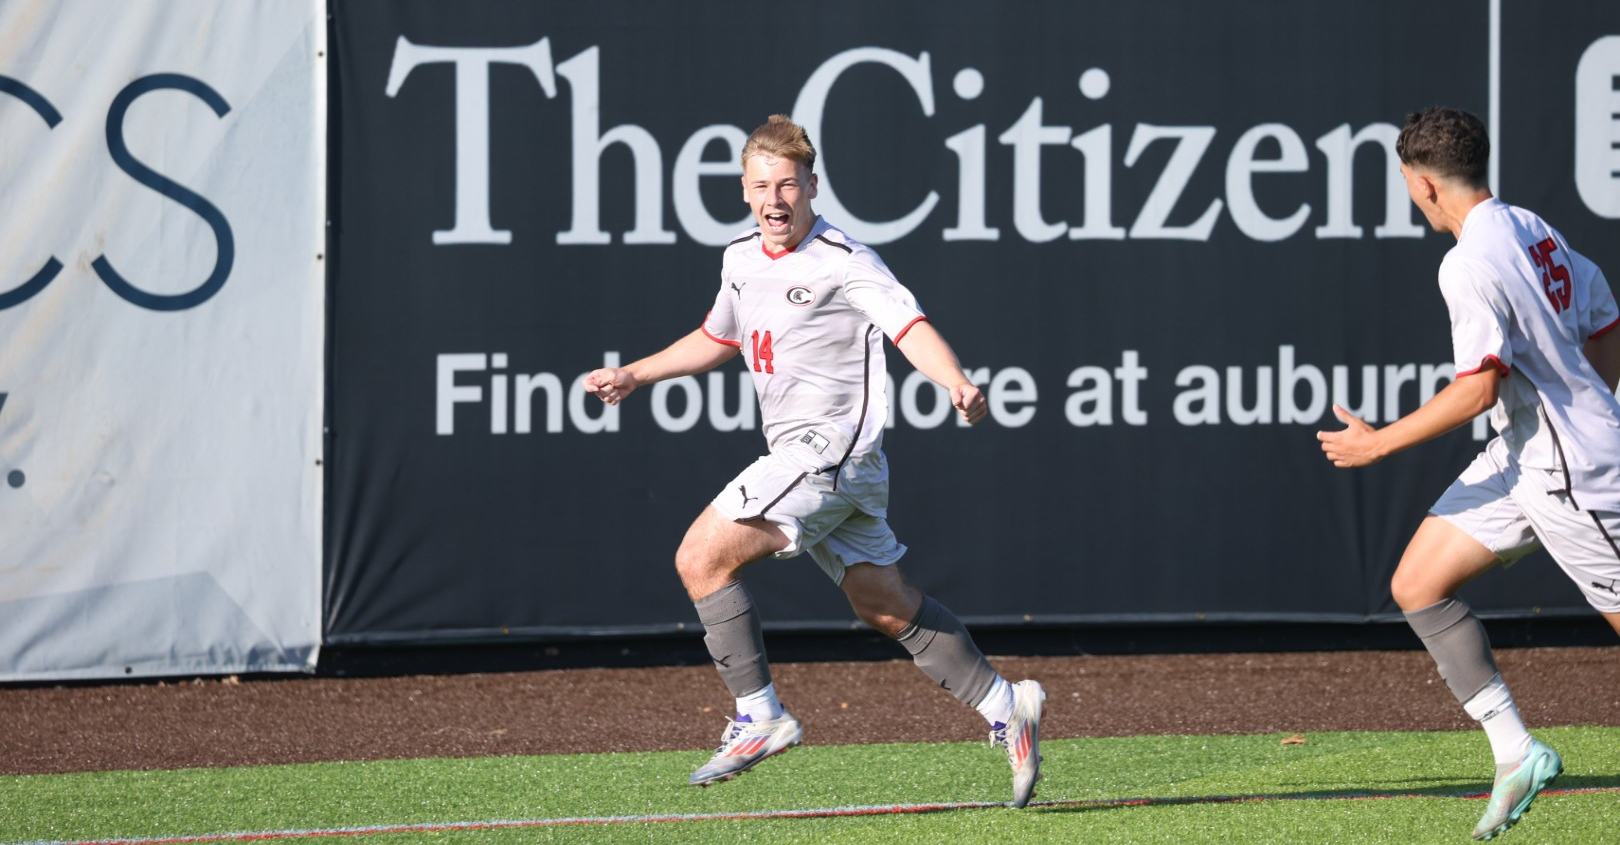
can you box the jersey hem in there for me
[1457,354,1510,377]
[700,314,741,348]
[893,315,929,344]
[1591,315,1620,340]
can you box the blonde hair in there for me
[740,114,816,171]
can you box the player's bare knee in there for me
[1389,568,1420,610]
[1389,550,1423,607]
[846,586,920,637]
[1390,567,1442,611]
[673,538,720,587]
[864,610,910,637]
[852,603,908,637]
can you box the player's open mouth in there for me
[764,213,790,231]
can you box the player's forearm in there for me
[893,321,972,389]
[1369,370,1499,458]
[626,329,738,385]
[1584,330,1620,393]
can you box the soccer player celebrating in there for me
[584,115,1045,806]
[1318,106,1620,840]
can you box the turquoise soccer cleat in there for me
[1471,739,1563,840]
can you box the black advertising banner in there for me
[326,1,1620,644]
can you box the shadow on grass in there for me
[1029,774,1620,814]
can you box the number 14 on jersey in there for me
[750,330,775,374]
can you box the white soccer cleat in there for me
[989,679,1046,808]
[688,711,803,786]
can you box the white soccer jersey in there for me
[701,216,925,482]
[1437,197,1620,511]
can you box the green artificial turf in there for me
[2,727,1615,844]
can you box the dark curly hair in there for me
[1395,107,1489,188]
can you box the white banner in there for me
[0,0,324,679]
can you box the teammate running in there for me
[1318,106,1620,840]
[584,114,1045,807]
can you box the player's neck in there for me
[1441,189,1494,239]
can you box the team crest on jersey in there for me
[785,285,816,306]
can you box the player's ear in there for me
[1407,167,1439,202]
[740,174,749,204]
[807,171,818,199]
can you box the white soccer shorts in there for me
[1433,436,1620,613]
[710,441,906,586]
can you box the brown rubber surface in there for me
[3,646,1616,776]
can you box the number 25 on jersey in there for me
[1528,238,1571,313]
[750,330,775,374]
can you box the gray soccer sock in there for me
[895,595,999,708]
[1404,597,1501,704]
[693,580,772,700]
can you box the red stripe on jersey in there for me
[1591,315,1620,339]
[1458,354,1510,377]
[762,242,792,260]
[893,316,929,344]
[701,314,742,348]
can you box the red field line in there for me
[33,787,1620,845]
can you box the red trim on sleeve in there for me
[1457,354,1510,377]
[892,315,929,344]
[1591,315,1620,340]
[700,313,741,347]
